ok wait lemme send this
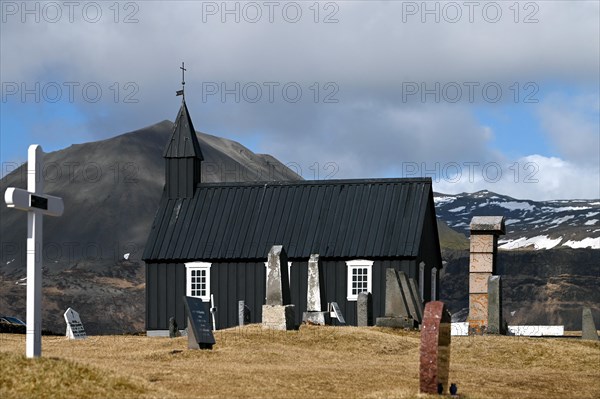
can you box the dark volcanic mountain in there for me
[0,121,300,334]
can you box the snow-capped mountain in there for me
[434,190,600,250]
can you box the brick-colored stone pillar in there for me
[468,216,505,334]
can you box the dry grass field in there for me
[1,325,599,399]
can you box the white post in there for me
[27,145,43,358]
[4,144,64,359]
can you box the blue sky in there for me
[1,1,599,200]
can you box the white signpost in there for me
[64,307,87,339]
[4,145,64,358]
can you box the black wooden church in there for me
[143,98,443,334]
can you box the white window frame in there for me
[346,260,373,301]
[185,262,212,302]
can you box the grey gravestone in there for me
[64,307,86,339]
[357,292,373,326]
[487,275,505,334]
[262,245,295,330]
[582,307,599,341]
[408,277,424,321]
[265,245,291,306]
[169,317,179,338]
[183,296,215,350]
[330,302,345,324]
[397,271,422,324]
[302,254,329,325]
[238,300,251,326]
[376,268,415,328]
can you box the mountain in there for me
[434,190,599,330]
[1,124,597,333]
[0,121,300,334]
[435,190,600,250]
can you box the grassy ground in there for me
[1,326,599,399]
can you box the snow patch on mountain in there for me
[562,238,600,249]
[499,235,563,250]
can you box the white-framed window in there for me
[185,262,211,302]
[346,260,373,301]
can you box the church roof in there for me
[142,178,440,262]
[163,100,204,159]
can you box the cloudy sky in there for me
[1,0,598,200]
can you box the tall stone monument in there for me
[468,216,505,334]
[262,245,295,330]
[581,307,599,341]
[302,254,329,325]
[420,301,452,395]
[4,145,64,358]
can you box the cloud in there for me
[537,92,600,166]
[1,1,598,200]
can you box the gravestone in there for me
[468,216,505,334]
[169,317,179,338]
[4,145,64,358]
[262,245,295,330]
[329,302,345,324]
[302,254,329,325]
[357,292,373,327]
[487,275,505,334]
[581,307,599,341]
[183,296,215,350]
[408,277,424,321]
[376,268,415,328]
[397,271,422,324]
[419,301,452,395]
[64,308,86,339]
[238,300,251,326]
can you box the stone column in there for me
[302,254,329,325]
[468,216,505,334]
[262,245,295,330]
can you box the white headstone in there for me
[64,308,87,339]
[4,145,64,358]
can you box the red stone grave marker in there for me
[419,301,451,395]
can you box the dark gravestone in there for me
[420,301,451,395]
[169,317,179,338]
[582,307,599,341]
[487,275,504,334]
[357,292,373,327]
[183,296,215,350]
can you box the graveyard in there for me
[1,326,599,399]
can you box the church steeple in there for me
[163,63,203,198]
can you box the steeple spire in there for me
[163,63,204,198]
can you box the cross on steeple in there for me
[176,62,186,99]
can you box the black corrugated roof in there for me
[163,100,204,159]
[143,178,436,262]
